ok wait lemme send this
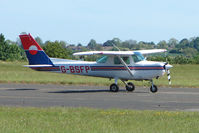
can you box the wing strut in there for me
[117,56,134,77]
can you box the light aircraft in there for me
[19,34,173,93]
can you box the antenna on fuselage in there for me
[164,50,168,63]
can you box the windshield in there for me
[96,56,108,63]
[132,52,145,63]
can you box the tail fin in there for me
[19,34,53,65]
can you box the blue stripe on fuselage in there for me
[90,66,164,71]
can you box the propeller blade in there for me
[164,63,172,85]
[167,69,171,85]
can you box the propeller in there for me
[167,69,171,85]
[164,62,172,85]
[163,51,172,85]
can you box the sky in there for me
[1,0,199,45]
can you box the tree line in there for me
[1,33,199,64]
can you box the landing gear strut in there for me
[150,80,158,93]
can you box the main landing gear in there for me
[109,78,135,92]
[109,78,158,93]
[110,83,119,92]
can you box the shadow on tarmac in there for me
[48,89,148,94]
[48,89,111,93]
[7,88,37,91]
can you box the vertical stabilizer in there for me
[19,34,53,65]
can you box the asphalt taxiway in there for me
[0,83,199,111]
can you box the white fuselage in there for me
[46,56,167,81]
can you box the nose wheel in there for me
[150,80,158,93]
[150,85,158,93]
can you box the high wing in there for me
[73,51,134,56]
[73,49,167,56]
[134,49,167,55]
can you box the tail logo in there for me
[29,45,38,55]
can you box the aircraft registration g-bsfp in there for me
[19,34,173,93]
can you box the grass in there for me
[0,62,199,133]
[0,107,198,133]
[0,61,199,87]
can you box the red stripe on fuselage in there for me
[91,66,164,70]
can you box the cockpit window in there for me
[97,56,108,63]
[114,56,130,64]
[132,52,145,63]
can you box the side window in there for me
[114,57,121,64]
[122,57,130,64]
[132,55,139,63]
[97,56,108,63]
[114,57,130,64]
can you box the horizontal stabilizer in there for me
[24,65,53,68]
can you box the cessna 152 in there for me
[19,34,172,93]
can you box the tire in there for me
[150,85,158,93]
[126,82,135,92]
[110,83,119,92]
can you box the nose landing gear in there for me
[150,80,158,93]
